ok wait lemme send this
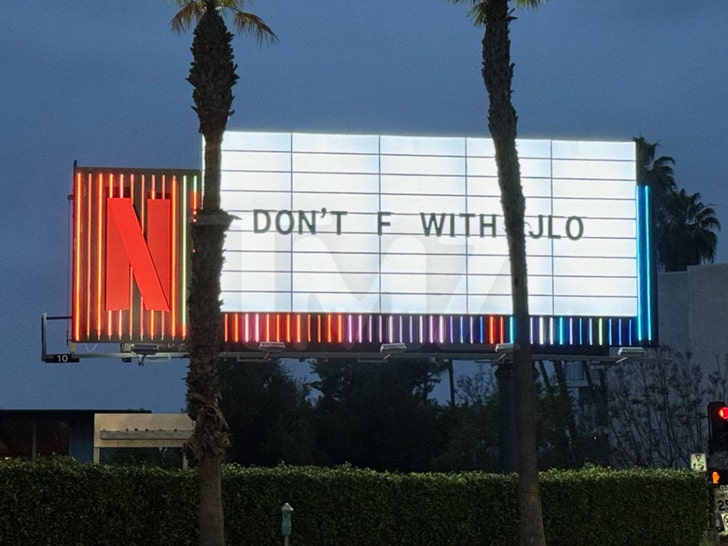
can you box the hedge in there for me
[0,458,710,545]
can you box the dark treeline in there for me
[218,357,615,472]
[218,348,725,472]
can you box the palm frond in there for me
[172,0,277,43]
[516,0,545,8]
[232,10,278,43]
[448,0,545,26]
[171,1,205,33]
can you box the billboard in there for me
[69,132,656,356]
[218,131,655,354]
[71,166,198,344]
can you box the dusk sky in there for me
[2,1,726,412]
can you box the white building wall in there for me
[658,263,728,367]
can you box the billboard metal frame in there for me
[45,133,658,363]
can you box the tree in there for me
[311,358,443,471]
[437,362,597,471]
[608,348,709,468]
[635,137,721,272]
[171,2,276,544]
[635,136,677,204]
[660,189,720,272]
[434,363,501,471]
[535,360,581,469]
[449,0,546,543]
[635,137,676,268]
[219,359,314,466]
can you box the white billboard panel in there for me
[219,131,638,319]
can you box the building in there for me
[0,410,192,465]
[658,262,728,368]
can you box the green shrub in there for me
[0,458,709,545]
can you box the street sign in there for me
[44,353,80,364]
[691,453,707,472]
[714,486,728,535]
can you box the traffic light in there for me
[708,401,728,453]
[710,468,728,486]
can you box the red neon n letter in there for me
[105,198,170,312]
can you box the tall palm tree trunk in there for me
[188,203,230,546]
[481,1,545,544]
[186,7,236,545]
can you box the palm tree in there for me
[635,137,721,272]
[635,137,677,270]
[660,189,721,272]
[635,136,677,200]
[449,1,546,544]
[171,2,276,544]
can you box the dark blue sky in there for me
[2,1,726,411]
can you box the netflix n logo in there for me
[105,197,172,312]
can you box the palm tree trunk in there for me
[481,1,545,544]
[496,362,518,472]
[553,359,578,465]
[187,198,230,546]
[196,454,225,544]
[202,134,223,211]
[185,7,237,544]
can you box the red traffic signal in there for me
[708,401,728,454]
[710,468,728,486]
